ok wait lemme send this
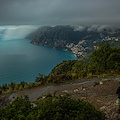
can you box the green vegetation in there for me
[89,43,120,71]
[0,81,39,94]
[48,43,120,80]
[0,94,105,120]
[0,43,120,94]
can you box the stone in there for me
[100,82,103,85]
[31,103,37,107]
[81,97,86,100]
[42,96,46,99]
[100,106,106,111]
[74,89,79,93]
[62,90,68,93]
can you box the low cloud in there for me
[0,25,39,40]
[0,0,120,25]
[73,25,119,32]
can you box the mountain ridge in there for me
[26,25,120,58]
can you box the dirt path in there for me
[8,77,120,101]
[8,77,102,101]
[2,76,120,119]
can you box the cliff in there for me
[26,25,120,58]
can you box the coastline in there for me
[31,41,79,59]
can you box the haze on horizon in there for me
[0,0,120,26]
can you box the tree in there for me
[1,84,8,91]
[35,73,47,84]
[14,83,20,91]
[19,85,24,90]
[89,43,120,71]
[8,86,14,93]
[9,82,15,91]
[107,47,120,70]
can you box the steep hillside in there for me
[0,44,119,95]
[26,25,120,58]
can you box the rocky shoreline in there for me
[26,25,120,59]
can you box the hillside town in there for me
[66,32,120,58]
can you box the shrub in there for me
[0,95,106,120]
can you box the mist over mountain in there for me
[26,25,120,58]
[73,25,120,32]
[0,24,120,58]
[0,25,39,40]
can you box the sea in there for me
[0,38,76,85]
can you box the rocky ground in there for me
[1,77,120,120]
[49,77,120,120]
[58,79,120,120]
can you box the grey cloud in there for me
[73,25,120,32]
[0,0,120,25]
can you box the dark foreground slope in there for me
[1,77,120,120]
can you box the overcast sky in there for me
[0,0,120,25]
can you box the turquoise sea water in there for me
[0,39,76,85]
